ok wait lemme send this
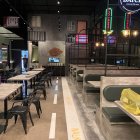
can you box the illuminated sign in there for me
[124,13,131,29]
[76,34,88,44]
[3,16,19,28]
[119,0,140,13]
[103,8,113,35]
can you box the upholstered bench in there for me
[94,96,100,125]
[71,68,76,81]
[101,85,140,140]
[102,107,133,123]
[75,70,84,92]
[76,70,83,82]
[83,74,101,107]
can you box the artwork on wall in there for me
[39,41,65,65]
[77,21,87,34]
[48,47,63,57]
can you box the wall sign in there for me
[3,16,19,28]
[48,47,63,57]
[124,13,131,29]
[119,0,140,13]
[103,8,113,35]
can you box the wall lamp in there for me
[122,30,139,37]
[103,30,113,35]
[95,42,105,47]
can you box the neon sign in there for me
[103,8,113,35]
[124,13,131,29]
[76,34,88,44]
[119,0,140,13]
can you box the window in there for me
[67,21,76,32]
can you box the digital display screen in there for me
[76,34,88,44]
[116,59,125,64]
[108,36,116,44]
[48,57,60,63]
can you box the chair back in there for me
[23,91,36,107]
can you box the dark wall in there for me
[11,40,27,68]
[11,49,21,68]
[11,40,27,50]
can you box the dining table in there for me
[115,101,140,125]
[87,81,100,88]
[0,83,22,119]
[8,74,36,97]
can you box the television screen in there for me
[76,34,88,44]
[116,60,121,64]
[48,57,60,63]
[116,59,125,64]
[107,36,116,44]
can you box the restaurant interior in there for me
[0,0,140,140]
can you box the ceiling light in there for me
[9,8,12,12]
[58,10,60,13]
[57,1,60,5]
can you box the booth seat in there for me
[100,81,140,140]
[76,70,83,82]
[83,74,101,107]
[75,69,84,92]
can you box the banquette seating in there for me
[83,74,101,107]
[99,77,140,140]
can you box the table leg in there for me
[30,79,33,88]
[33,77,35,88]
[4,98,7,119]
[24,80,27,96]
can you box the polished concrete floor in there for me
[0,77,104,140]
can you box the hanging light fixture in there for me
[57,1,60,5]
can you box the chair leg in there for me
[28,111,34,126]
[43,89,47,99]
[46,80,49,87]
[33,102,40,118]
[4,116,9,133]
[39,101,42,113]
[14,114,18,124]
[20,113,27,134]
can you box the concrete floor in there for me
[0,77,104,140]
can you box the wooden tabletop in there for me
[32,68,45,71]
[115,101,140,125]
[0,83,22,100]
[88,81,100,88]
[24,70,41,75]
[8,74,35,81]
[78,74,83,77]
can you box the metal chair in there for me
[4,92,35,134]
